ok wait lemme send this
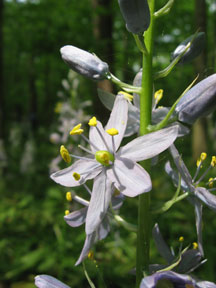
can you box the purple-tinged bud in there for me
[175,74,216,124]
[60,45,110,81]
[118,0,150,35]
[171,32,205,64]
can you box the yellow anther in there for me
[179,236,184,242]
[118,91,133,102]
[154,89,163,104]
[106,128,119,136]
[211,156,216,167]
[65,210,70,215]
[200,152,207,161]
[73,172,81,181]
[192,242,198,249]
[88,116,97,127]
[66,192,72,202]
[54,102,63,113]
[70,124,84,135]
[60,145,71,163]
[208,178,214,188]
[88,251,94,260]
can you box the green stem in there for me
[136,0,155,286]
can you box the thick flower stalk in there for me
[51,93,178,238]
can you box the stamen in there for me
[73,195,89,206]
[87,251,94,260]
[211,156,216,167]
[106,128,119,136]
[208,177,214,188]
[196,164,212,185]
[80,134,99,151]
[193,152,207,182]
[192,242,198,249]
[65,210,70,215]
[70,123,84,135]
[88,116,97,127]
[73,172,81,181]
[60,145,71,163]
[95,126,110,152]
[154,89,163,105]
[179,236,184,242]
[78,144,95,155]
[66,191,72,202]
[70,153,94,161]
[118,91,133,102]
[200,152,207,161]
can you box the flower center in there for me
[95,150,114,166]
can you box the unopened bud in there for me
[60,45,110,81]
[175,74,216,124]
[171,32,205,64]
[118,0,150,35]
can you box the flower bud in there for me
[60,45,110,81]
[118,0,150,35]
[175,74,216,124]
[171,32,205,64]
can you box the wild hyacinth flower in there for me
[60,45,110,81]
[140,270,216,288]
[51,93,179,236]
[64,190,124,265]
[171,32,205,64]
[175,73,216,124]
[166,144,216,255]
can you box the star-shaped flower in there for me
[51,93,179,236]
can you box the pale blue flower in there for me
[51,94,178,236]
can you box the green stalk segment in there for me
[136,0,155,287]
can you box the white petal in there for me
[107,158,152,197]
[194,199,204,256]
[85,171,112,235]
[50,159,101,187]
[35,275,70,288]
[118,126,178,162]
[89,120,108,152]
[105,95,128,151]
[64,207,88,227]
[75,233,96,266]
[169,144,194,191]
[195,187,216,211]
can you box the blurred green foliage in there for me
[0,0,216,287]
